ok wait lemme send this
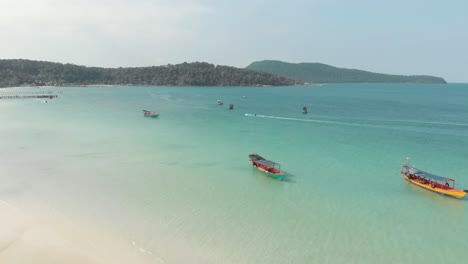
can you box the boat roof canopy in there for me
[249,154,266,161]
[256,159,279,167]
[250,154,279,167]
[404,165,453,182]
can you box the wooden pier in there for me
[0,91,58,100]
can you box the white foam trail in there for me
[249,114,390,129]
[345,117,468,127]
[245,114,468,133]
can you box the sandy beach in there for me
[0,200,159,264]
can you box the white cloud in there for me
[0,0,213,19]
[0,0,214,66]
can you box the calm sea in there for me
[1,83,467,263]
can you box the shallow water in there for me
[1,84,467,263]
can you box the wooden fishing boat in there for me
[249,153,284,180]
[401,161,467,199]
[143,110,159,117]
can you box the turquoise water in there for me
[1,84,468,263]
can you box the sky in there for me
[1,0,467,82]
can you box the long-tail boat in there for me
[401,160,467,199]
[249,153,284,180]
[143,110,159,117]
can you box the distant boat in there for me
[302,106,308,114]
[401,159,467,198]
[217,100,223,105]
[249,153,284,180]
[229,104,234,110]
[143,110,159,117]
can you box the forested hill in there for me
[246,60,447,84]
[0,59,297,88]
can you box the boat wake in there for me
[345,117,468,128]
[244,113,389,129]
[244,113,468,134]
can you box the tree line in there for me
[0,59,298,88]
[247,60,447,84]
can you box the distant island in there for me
[246,60,447,84]
[0,59,297,88]
[0,59,447,88]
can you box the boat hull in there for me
[404,175,466,198]
[253,166,284,180]
[144,114,159,118]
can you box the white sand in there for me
[0,200,162,264]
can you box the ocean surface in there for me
[1,83,468,263]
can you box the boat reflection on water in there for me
[404,182,465,219]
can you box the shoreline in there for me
[0,199,159,264]
[0,84,300,89]
[0,85,120,89]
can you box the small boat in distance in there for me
[217,100,223,105]
[143,110,159,117]
[302,106,308,114]
[401,159,467,198]
[249,153,285,180]
[229,104,234,110]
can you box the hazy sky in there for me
[1,0,467,82]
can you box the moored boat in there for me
[249,153,284,180]
[217,100,223,105]
[143,110,159,117]
[401,160,467,199]
[229,103,234,110]
[302,106,308,114]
